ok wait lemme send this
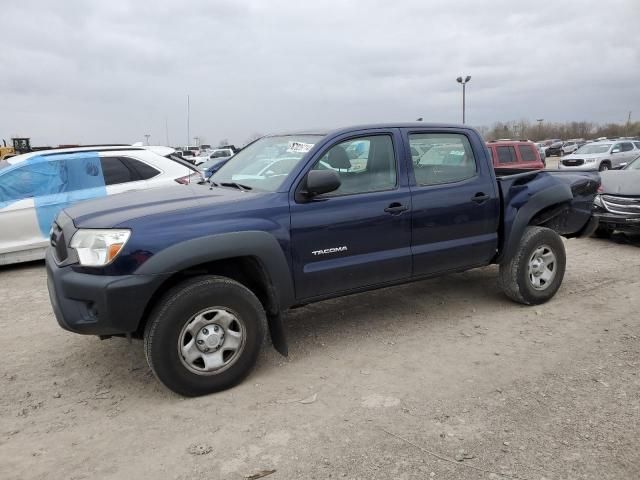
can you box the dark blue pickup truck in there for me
[46,123,599,396]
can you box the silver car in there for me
[558,140,640,171]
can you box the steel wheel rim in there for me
[178,307,246,376]
[527,245,557,291]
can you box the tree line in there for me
[478,120,640,142]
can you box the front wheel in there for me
[144,276,267,396]
[598,162,610,172]
[498,226,566,305]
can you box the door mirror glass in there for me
[304,170,341,197]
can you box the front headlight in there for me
[70,229,131,266]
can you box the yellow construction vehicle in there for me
[0,137,32,161]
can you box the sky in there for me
[2,0,639,147]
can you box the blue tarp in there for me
[0,152,107,235]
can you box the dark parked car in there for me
[592,154,640,237]
[546,141,565,157]
[46,123,599,396]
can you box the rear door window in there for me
[409,133,477,186]
[120,157,160,180]
[620,142,634,152]
[496,146,517,164]
[100,157,140,185]
[518,145,537,162]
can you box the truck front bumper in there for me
[46,248,170,336]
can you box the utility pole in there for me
[165,117,170,146]
[144,134,151,145]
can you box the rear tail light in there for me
[174,172,203,184]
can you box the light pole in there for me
[456,75,471,124]
[144,134,151,145]
[536,118,544,140]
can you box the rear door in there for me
[289,129,412,300]
[405,129,499,276]
[619,142,636,167]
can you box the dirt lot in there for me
[1,235,639,479]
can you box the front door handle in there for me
[472,193,490,203]
[384,202,408,215]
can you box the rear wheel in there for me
[499,226,566,305]
[144,276,266,396]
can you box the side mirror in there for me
[612,149,621,154]
[619,162,628,168]
[300,170,341,199]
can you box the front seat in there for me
[326,146,352,170]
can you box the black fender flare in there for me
[135,231,294,356]
[136,230,295,308]
[497,183,573,264]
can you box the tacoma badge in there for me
[312,246,348,256]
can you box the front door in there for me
[290,131,412,300]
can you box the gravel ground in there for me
[1,235,639,479]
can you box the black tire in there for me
[593,225,613,238]
[144,275,267,396]
[598,162,611,172]
[498,226,566,305]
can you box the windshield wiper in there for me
[219,181,253,191]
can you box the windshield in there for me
[575,144,611,154]
[626,156,640,170]
[212,135,323,191]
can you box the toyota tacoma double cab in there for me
[46,123,600,396]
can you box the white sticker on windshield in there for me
[287,141,314,154]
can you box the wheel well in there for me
[528,202,572,234]
[134,256,277,338]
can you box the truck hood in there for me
[65,184,257,228]
[600,171,640,196]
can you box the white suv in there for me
[0,145,202,265]
[558,140,640,171]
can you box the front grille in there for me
[562,159,584,166]
[601,195,640,215]
[50,222,68,262]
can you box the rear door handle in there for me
[384,202,408,215]
[471,193,490,203]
